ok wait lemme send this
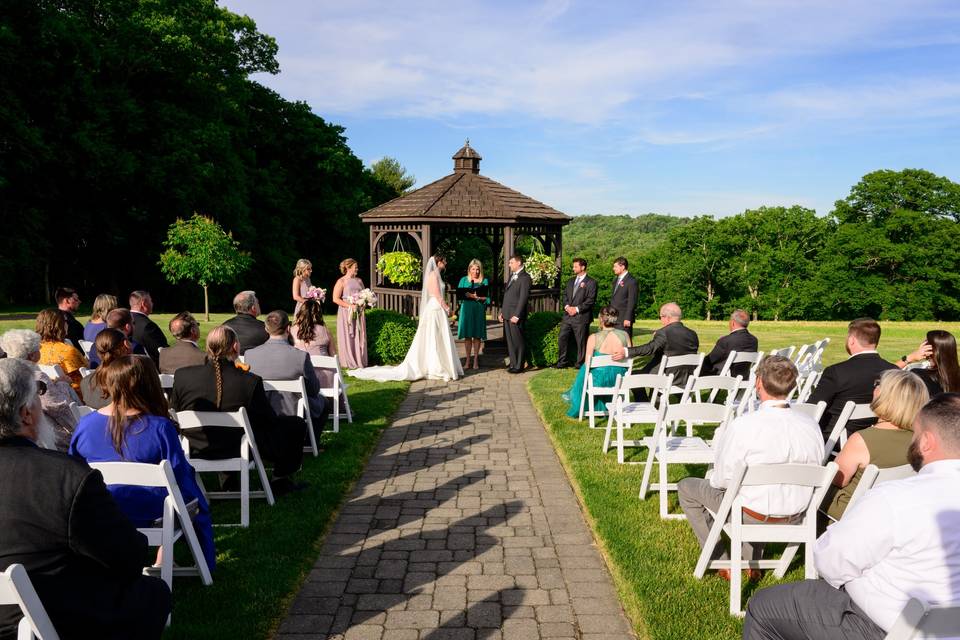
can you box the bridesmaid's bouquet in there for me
[347,288,378,320]
[305,286,326,302]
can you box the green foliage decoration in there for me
[524,311,563,367]
[525,252,560,286]
[376,252,422,287]
[365,309,417,365]
[159,214,252,320]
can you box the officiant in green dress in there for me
[457,259,489,370]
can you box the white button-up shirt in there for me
[815,459,960,632]
[710,400,825,515]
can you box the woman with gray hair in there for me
[0,329,79,450]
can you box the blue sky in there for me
[221,0,960,218]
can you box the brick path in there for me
[275,369,636,640]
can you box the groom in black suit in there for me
[610,257,638,337]
[499,254,531,373]
[556,257,597,368]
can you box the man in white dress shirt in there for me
[678,355,824,580]
[743,393,960,639]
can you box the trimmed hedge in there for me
[365,309,417,365]
[524,311,563,367]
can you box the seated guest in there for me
[809,318,897,441]
[895,329,960,397]
[35,308,88,395]
[159,311,205,374]
[0,329,79,451]
[169,326,307,495]
[291,298,338,389]
[246,310,328,429]
[69,355,215,573]
[612,302,699,390]
[129,290,169,367]
[0,358,171,639]
[823,369,928,520]
[80,329,133,410]
[83,293,118,345]
[562,306,632,417]
[95,307,149,368]
[223,290,269,354]
[702,309,759,378]
[678,355,824,580]
[743,393,960,639]
[54,287,85,355]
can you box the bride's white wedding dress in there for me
[350,259,463,382]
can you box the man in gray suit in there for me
[499,254,532,373]
[159,312,206,374]
[244,311,328,426]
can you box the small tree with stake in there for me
[159,213,252,321]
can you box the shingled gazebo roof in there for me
[360,143,571,224]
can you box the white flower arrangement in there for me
[525,252,560,286]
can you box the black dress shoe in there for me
[553,362,569,369]
[271,478,309,497]
[507,368,520,374]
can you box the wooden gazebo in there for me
[361,142,572,318]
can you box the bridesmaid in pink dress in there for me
[333,258,368,369]
[291,258,313,316]
[291,299,337,389]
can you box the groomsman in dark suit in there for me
[809,318,897,440]
[556,258,597,368]
[702,309,759,378]
[610,257,638,338]
[499,254,531,373]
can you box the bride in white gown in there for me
[350,255,464,382]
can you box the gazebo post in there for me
[503,226,514,283]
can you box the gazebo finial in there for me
[452,141,482,174]
[465,138,470,147]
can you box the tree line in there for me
[563,168,960,321]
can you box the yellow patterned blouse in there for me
[39,340,88,396]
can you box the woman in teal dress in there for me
[563,306,632,417]
[457,259,489,370]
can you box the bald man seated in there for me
[613,302,700,389]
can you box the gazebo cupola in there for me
[360,142,571,318]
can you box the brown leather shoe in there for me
[717,569,762,582]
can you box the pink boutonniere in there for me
[579,282,585,288]
[618,282,624,287]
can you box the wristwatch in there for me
[900,355,908,363]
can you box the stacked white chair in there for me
[176,408,274,527]
[262,377,318,457]
[883,597,960,639]
[845,463,916,513]
[603,373,673,464]
[639,402,734,519]
[311,354,354,431]
[0,564,59,640]
[693,461,839,616]
[578,354,634,429]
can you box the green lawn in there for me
[526,321,948,640]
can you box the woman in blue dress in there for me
[563,306,632,417]
[69,355,215,572]
[457,259,489,370]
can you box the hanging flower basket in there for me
[526,252,559,286]
[376,251,422,286]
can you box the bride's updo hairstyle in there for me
[339,258,357,275]
[432,252,448,267]
[205,325,240,410]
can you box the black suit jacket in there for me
[626,321,700,387]
[502,270,532,321]
[158,340,206,374]
[131,312,168,367]
[0,437,150,637]
[610,273,638,324]
[223,314,269,354]
[561,275,597,324]
[63,311,85,355]
[808,352,898,436]
[169,359,278,458]
[703,329,759,378]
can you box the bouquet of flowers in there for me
[525,251,560,286]
[304,286,326,302]
[347,288,378,319]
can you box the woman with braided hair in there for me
[169,326,308,495]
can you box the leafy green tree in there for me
[651,217,728,319]
[159,214,252,320]
[371,157,416,197]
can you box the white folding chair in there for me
[263,377,318,457]
[790,401,827,424]
[693,461,839,616]
[78,340,93,354]
[712,351,762,405]
[89,461,213,592]
[176,408,274,527]
[845,463,916,513]
[311,354,352,431]
[657,353,705,396]
[822,401,875,463]
[884,597,960,639]
[767,346,795,360]
[789,369,821,403]
[67,402,94,423]
[792,344,811,366]
[603,373,673,464]
[0,564,59,640]
[578,354,634,429]
[684,375,743,408]
[77,367,92,379]
[158,374,175,391]
[37,364,66,380]
[639,402,734,519]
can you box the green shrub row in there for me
[365,309,417,365]
[524,311,562,367]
